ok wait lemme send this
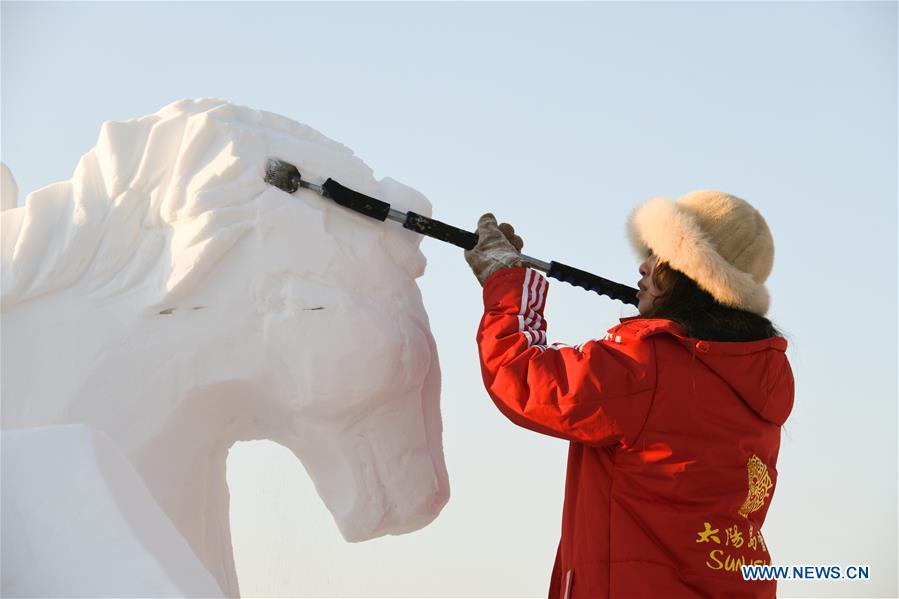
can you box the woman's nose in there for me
[639,261,648,277]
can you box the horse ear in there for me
[1,162,17,211]
[376,177,430,279]
[377,177,431,222]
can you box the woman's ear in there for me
[653,260,670,291]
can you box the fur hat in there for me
[626,190,774,315]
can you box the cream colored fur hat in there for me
[626,190,774,315]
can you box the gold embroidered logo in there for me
[738,454,773,518]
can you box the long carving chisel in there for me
[264,158,638,307]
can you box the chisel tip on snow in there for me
[265,158,301,194]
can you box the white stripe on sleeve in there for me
[518,269,533,346]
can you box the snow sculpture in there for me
[1,162,17,211]
[2,425,225,597]
[0,99,450,596]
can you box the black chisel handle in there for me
[264,160,638,306]
[403,211,479,250]
[322,179,392,221]
[547,261,639,306]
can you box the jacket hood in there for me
[617,316,794,426]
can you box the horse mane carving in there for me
[1,98,425,307]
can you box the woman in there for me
[465,190,794,598]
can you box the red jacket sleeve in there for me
[476,267,657,447]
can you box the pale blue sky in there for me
[2,2,896,597]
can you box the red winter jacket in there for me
[476,268,794,599]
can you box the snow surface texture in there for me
[1,162,17,211]
[2,425,225,597]
[0,99,450,597]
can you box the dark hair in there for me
[642,261,782,342]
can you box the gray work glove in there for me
[464,213,525,285]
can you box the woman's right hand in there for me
[463,213,525,285]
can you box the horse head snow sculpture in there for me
[0,99,449,596]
